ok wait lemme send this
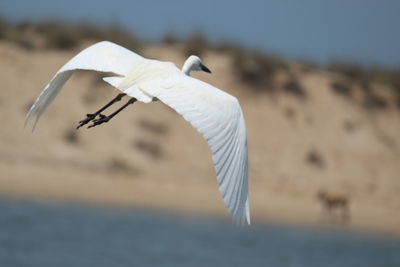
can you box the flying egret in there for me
[25,41,250,225]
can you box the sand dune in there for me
[0,41,399,235]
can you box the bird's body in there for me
[25,41,250,225]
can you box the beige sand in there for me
[0,41,399,235]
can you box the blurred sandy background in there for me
[0,18,399,236]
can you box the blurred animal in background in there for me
[24,41,250,225]
[316,189,350,223]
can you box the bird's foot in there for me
[87,114,110,129]
[76,113,97,129]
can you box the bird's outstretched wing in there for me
[136,74,250,224]
[25,41,144,131]
[25,41,250,224]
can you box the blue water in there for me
[0,197,399,267]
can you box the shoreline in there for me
[1,169,398,237]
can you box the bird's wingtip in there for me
[31,116,40,132]
[24,116,32,131]
[246,198,251,225]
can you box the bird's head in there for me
[182,55,212,76]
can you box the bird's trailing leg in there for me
[88,97,137,129]
[76,93,126,129]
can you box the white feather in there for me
[151,76,249,224]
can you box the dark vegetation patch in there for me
[0,18,142,52]
[162,32,180,45]
[329,62,400,88]
[394,84,400,108]
[107,157,140,175]
[360,84,388,110]
[283,107,296,120]
[133,139,163,159]
[331,81,352,96]
[138,119,168,136]
[283,77,306,97]
[329,62,400,110]
[343,120,358,132]
[362,92,387,109]
[64,129,79,144]
[232,49,288,92]
[306,150,325,169]
[182,32,208,58]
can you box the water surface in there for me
[0,197,399,267]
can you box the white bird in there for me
[25,41,250,225]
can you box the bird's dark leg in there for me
[76,93,126,129]
[88,98,137,129]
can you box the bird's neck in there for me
[181,61,193,76]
